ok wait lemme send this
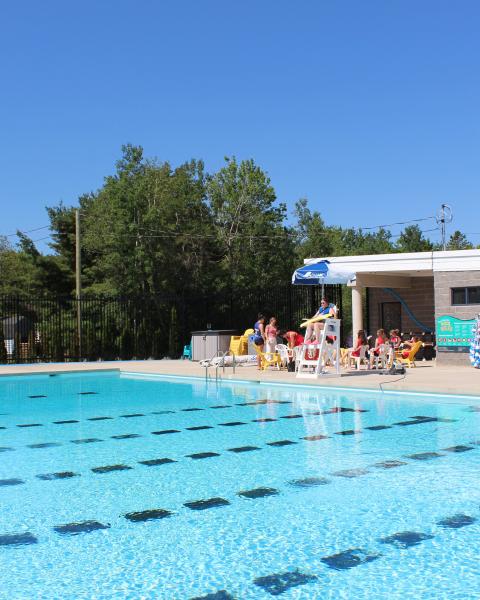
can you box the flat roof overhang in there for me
[305,249,480,288]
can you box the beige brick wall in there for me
[434,270,480,365]
[368,277,435,335]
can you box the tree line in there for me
[0,144,476,298]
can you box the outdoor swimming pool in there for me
[1,370,479,599]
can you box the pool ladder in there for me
[204,350,236,381]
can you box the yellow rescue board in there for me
[300,313,332,328]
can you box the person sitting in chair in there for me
[304,297,336,343]
[401,335,420,357]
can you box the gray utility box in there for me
[191,330,237,362]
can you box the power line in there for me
[30,235,52,243]
[0,215,442,244]
[3,225,50,238]
[359,216,436,231]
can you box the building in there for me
[306,250,480,365]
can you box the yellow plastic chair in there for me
[253,345,282,370]
[394,341,423,368]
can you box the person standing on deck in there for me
[253,314,266,369]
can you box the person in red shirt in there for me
[342,330,368,367]
[369,329,389,369]
[389,329,401,350]
[281,330,304,349]
[401,335,420,358]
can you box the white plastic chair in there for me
[371,344,389,369]
[348,344,369,370]
[275,344,291,368]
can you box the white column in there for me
[352,286,364,335]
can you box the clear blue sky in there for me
[1,0,479,251]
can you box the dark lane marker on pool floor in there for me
[335,430,362,436]
[267,440,297,447]
[53,420,79,425]
[252,418,277,423]
[437,514,477,529]
[91,464,132,474]
[321,548,380,570]
[332,468,369,478]
[238,487,279,499]
[254,570,317,595]
[182,408,204,412]
[380,531,434,548]
[17,423,43,428]
[54,521,109,535]
[0,447,14,452]
[190,590,234,600]
[120,414,144,418]
[186,426,213,431]
[0,532,38,546]
[228,446,261,453]
[187,452,220,460]
[37,471,79,481]
[125,509,172,522]
[111,434,142,440]
[209,405,232,409]
[302,434,329,441]
[289,476,329,488]
[374,460,407,469]
[405,452,444,461]
[365,425,392,431]
[138,458,176,466]
[28,395,47,399]
[71,438,103,444]
[77,392,98,395]
[219,422,246,427]
[152,430,181,435]
[0,478,24,487]
[88,416,113,421]
[442,445,474,453]
[28,442,62,449]
[184,498,230,511]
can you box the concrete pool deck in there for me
[0,359,479,398]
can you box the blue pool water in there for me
[1,371,480,599]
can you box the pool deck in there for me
[1,359,479,398]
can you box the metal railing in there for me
[0,285,343,364]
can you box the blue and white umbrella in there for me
[292,260,356,286]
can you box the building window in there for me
[451,287,480,305]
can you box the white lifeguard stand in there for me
[296,318,341,378]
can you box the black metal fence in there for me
[0,285,342,363]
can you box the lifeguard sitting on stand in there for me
[301,298,336,343]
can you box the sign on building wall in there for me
[436,315,476,352]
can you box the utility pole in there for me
[75,209,82,359]
[437,204,453,251]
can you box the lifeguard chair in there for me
[296,318,341,378]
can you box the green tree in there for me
[293,199,393,260]
[0,237,42,295]
[395,225,433,253]
[293,199,334,261]
[447,230,473,250]
[207,157,294,289]
[76,144,215,296]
